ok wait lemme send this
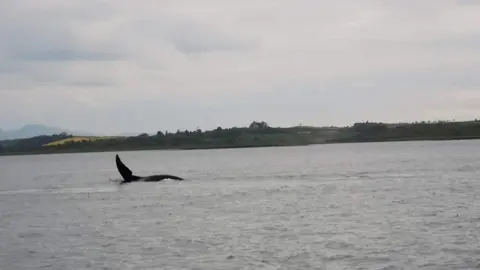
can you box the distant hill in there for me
[0,124,94,140]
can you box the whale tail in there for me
[114,154,184,184]
[115,154,140,182]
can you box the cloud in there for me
[12,50,122,62]
[0,0,479,134]
[166,21,258,54]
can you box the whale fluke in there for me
[115,154,138,181]
[114,154,184,184]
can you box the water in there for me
[0,140,479,269]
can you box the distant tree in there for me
[249,121,270,129]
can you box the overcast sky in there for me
[1,0,479,134]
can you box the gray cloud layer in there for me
[1,0,480,134]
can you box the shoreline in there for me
[2,136,480,157]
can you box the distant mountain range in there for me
[0,124,96,140]
[0,124,145,140]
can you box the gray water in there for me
[0,140,479,270]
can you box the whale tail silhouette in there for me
[115,154,141,182]
[114,154,184,184]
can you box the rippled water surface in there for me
[0,140,479,269]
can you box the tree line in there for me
[0,121,324,155]
[328,120,480,143]
[2,120,480,155]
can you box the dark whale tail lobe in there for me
[115,154,137,182]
